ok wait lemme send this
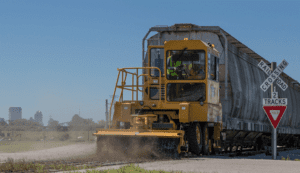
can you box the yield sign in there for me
[263,106,287,129]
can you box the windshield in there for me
[167,50,205,80]
[167,83,205,101]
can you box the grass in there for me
[0,157,96,172]
[0,159,191,173]
[72,164,188,173]
[0,140,80,153]
[281,155,300,161]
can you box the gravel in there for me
[59,149,300,173]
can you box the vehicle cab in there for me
[143,39,222,123]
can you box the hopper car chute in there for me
[94,24,300,158]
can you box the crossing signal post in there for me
[259,61,289,160]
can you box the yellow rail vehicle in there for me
[94,39,223,157]
[94,23,300,158]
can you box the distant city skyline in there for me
[1,106,88,126]
[0,109,94,126]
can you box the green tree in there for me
[48,120,59,131]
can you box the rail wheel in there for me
[187,123,203,155]
[209,139,214,155]
[237,145,242,155]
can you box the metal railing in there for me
[109,67,162,128]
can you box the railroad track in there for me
[7,147,296,173]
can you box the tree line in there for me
[0,114,106,132]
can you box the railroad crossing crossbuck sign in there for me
[258,59,289,92]
[259,59,288,129]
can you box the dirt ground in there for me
[1,140,300,173]
[77,158,300,173]
[0,141,97,163]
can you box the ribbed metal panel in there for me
[296,91,300,128]
[291,87,297,127]
[284,86,292,126]
[227,51,242,120]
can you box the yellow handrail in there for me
[109,67,162,129]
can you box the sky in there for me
[0,0,299,125]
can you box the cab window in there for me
[150,48,164,77]
[166,50,205,80]
[167,83,206,101]
[208,54,219,81]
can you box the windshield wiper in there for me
[197,95,204,101]
[179,47,187,59]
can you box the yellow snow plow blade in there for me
[93,129,184,138]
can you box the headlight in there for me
[200,102,204,106]
[139,101,144,106]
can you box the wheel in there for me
[226,146,231,153]
[202,123,210,155]
[210,139,216,155]
[187,123,203,155]
[256,137,263,151]
[237,145,242,155]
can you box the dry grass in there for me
[77,164,187,173]
[0,141,79,153]
[0,161,192,173]
[0,157,96,172]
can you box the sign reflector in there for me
[263,106,287,129]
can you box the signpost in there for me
[259,60,288,160]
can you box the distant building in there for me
[0,118,5,122]
[29,117,35,122]
[34,111,43,126]
[9,107,22,122]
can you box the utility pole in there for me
[105,99,108,129]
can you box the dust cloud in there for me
[82,136,177,163]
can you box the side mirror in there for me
[219,85,222,89]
